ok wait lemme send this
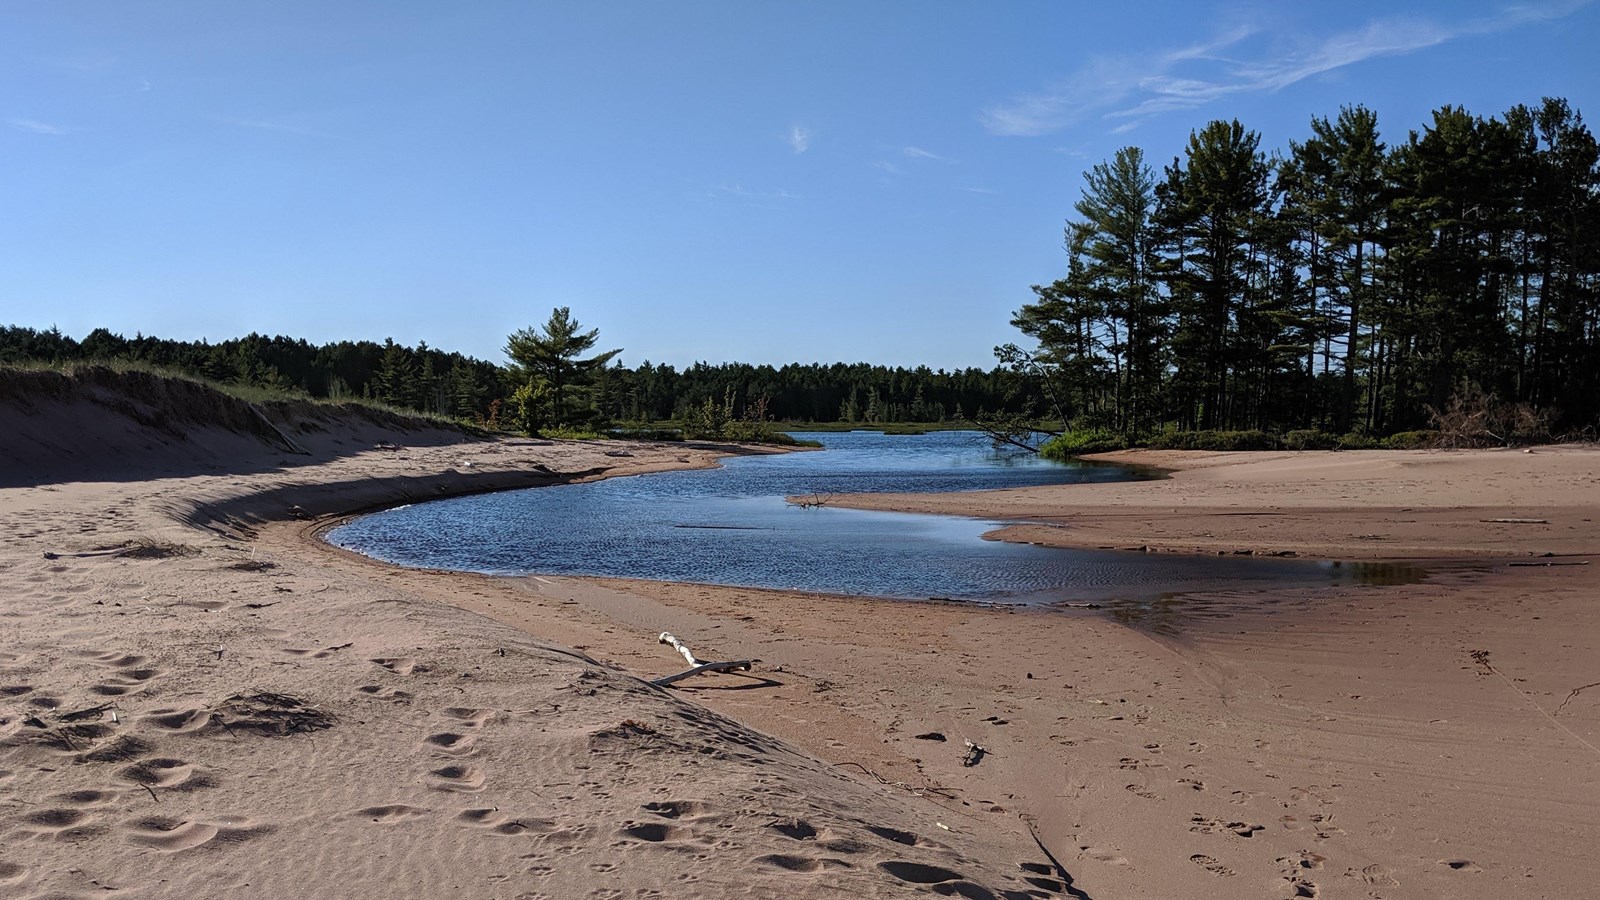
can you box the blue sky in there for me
[2,1,1594,369]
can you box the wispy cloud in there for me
[981,2,1592,136]
[7,118,70,135]
[136,79,152,93]
[712,183,800,201]
[217,116,331,138]
[39,51,118,73]
[787,124,812,154]
[903,145,951,161]
[957,186,998,195]
[873,161,907,176]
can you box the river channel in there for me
[327,430,1411,605]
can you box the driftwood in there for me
[248,403,310,455]
[651,632,752,687]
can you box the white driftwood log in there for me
[652,632,752,687]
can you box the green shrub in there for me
[1282,429,1339,450]
[539,425,606,440]
[1039,429,1126,459]
[1146,429,1280,451]
[1383,429,1439,449]
[1336,431,1382,449]
[611,426,684,442]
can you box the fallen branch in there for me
[1469,649,1600,759]
[1480,518,1549,524]
[248,403,311,455]
[1554,681,1600,717]
[59,702,115,722]
[1023,819,1095,900]
[835,761,956,799]
[651,632,752,687]
[787,493,836,509]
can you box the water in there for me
[327,430,1415,604]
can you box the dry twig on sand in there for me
[650,632,753,687]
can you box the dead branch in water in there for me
[787,493,835,509]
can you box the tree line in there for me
[1014,97,1599,441]
[0,324,1041,428]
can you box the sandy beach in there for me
[3,389,1597,899]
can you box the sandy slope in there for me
[0,398,1062,899]
[3,385,1597,900]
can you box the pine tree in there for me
[504,308,621,428]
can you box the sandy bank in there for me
[827,446,1600,559]
[4,380,1597,900]
[0,376,1065,899]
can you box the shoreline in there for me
[276,442,1600,899]
[4,436,1596,899]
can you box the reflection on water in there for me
[328,431,1428,605]
[1094,561,1428,634]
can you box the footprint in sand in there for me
[1190,815,1263,838]
[0,861,25,885]
[618,821,690,843]
[356,804,431,824]
[1125,784,1158,800]
[455,808,558,836]
[1360,863,1400,886]
[876,861,972,887]
[372,657,418,676]
[143,707,212,733]
[442,707,496,728]
[1080,846,1131,867]
[1286,875,1319,897]
[90,665,165,698]
[356,684,414,702]
[1190,854,1236,876]
[644,800,711,822]
[15,806,103,841]
[118,757,215,792]
[1278,853,1326,897]
[122,815,272,852]
[1308,813,1344,839]
[765,817,821,840]
[864,825,928,847]
[81,651,150,669]
[422,732,477,756]
[52,789,118,808]
[754,853,827,873]
[428,764,487,793]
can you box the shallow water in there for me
[328,431,1419,604]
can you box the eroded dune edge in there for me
[2,370,1597,900]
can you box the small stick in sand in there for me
[651,632,752,687]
